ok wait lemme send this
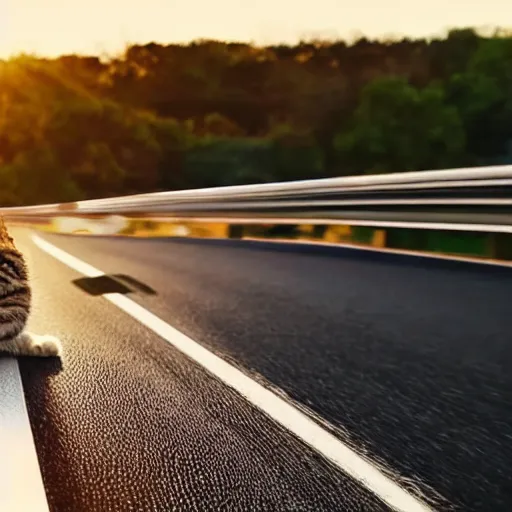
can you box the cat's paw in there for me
[14,332,63,358]
[28,334,63,357]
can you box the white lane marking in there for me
[32,233,434,512]
[0,359,50,512]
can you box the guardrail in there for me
[2,165,512,262]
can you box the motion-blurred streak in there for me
[2,165,512,217]
[2,165,512,263]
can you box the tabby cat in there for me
[0,218,62,357]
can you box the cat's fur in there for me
[0,218,62,357]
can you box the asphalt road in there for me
[11,228,512,511]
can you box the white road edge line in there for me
[31,233,434,512]
[242,236,512,268]
[0,358,50,512]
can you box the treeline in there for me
[1,28,512,205]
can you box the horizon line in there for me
[0,23,510,60]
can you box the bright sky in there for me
[0,0,511,58]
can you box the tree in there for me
[446,37,512,164]
[4,30,512,206]
[334,77,465,174]
[202,113,244,137]
[268,124,325,181]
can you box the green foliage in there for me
[334,77,465,173]
[202,113,245,137]
[269,124,325,181]
[446,37,512,162]
[1,30,512,206]
[0,58,189,204]
[184,137,274,187]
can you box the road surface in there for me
[8,227,512,511]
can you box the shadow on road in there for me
[72,274,157,297]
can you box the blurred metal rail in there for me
[2,165,512,233]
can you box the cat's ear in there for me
[0,217,16,250]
